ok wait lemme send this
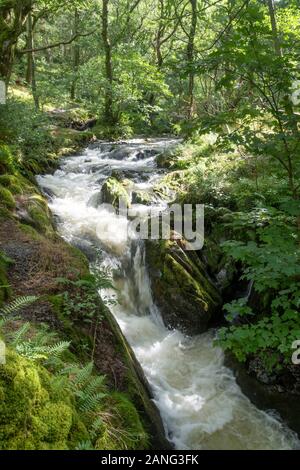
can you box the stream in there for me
[37,138,299,450]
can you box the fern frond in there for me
[0,296,38,317]
[33,326,58,347]
[75,440,94,450]
[15,342,48,360]
[10,322,31,346]
[15,341,70,361]
[89,416,104,439]
[77,391,106,413]
[71,362,94,388]
[42,341,70,358]
[59,362,80,376]
[84,375,106,397]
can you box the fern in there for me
[33,325,58,347]
[10,322,31,346]
[76,390,106,413]
[0,296,38,317]
[60,361,107,413]
[70,362,94,388]
[91,416,103,436]
[15,341,70,361]
[0,316,12,329]
[75,440,94,450]
[86,375,106,395]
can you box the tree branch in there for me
[19,29,97,54]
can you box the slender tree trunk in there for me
[187,0,197,119]
[26,17,33,84]
[26,13,39,110]
[102,0,114,124]
[70,9,80,100]
[266,0,282,57]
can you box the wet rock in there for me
[109,147,132,160]
[40,187,56,199]
[135,151,145,160]
[100,177,131,209]
[131,191,153,206]
[88,163,111,174]
[145,237,222,335]
[111,169,126,181]
[225,353,300,438]
[87,192,102,208]
[71,238,98,262]
[15,207,35,226]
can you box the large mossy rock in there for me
[0,349,88,450]
[145,238,222,335]
[100,177,131,209]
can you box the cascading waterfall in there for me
[37,138,300,450]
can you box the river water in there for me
[37,138,299,450]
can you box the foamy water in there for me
[37,139,299,450]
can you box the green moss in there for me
[101,177,131,209]
[145,238,222,334]
[18,223,41,240]
[26,195,54,236]
[0,145,15,175]
[132,190,152,205]
[67,245,89,274]
[0,186,15,210]
[0,349,86,450]
[96,393,149,450]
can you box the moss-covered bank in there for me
[0,89,168,450]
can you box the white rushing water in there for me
[38,138,299,450]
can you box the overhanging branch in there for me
[19,29,97,54]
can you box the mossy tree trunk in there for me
[0,0,32,87]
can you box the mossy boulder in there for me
[145,238,222,335]
[96,392,149,450]
[100,177,131,209]
[0,173,33,196]
[132,190,153,206]
[0,186,15,210]
[0,349,88,450]
[0,145,15,175]
[153,171,187,203]
[16,194,54,236]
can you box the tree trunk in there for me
[0,1,32,87]
[102,0,114,124]
[26,13,39,110]
[187,0,197,119]
[70,9,80,100]
[266,0,282,57]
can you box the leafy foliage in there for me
[217,208,300,369]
